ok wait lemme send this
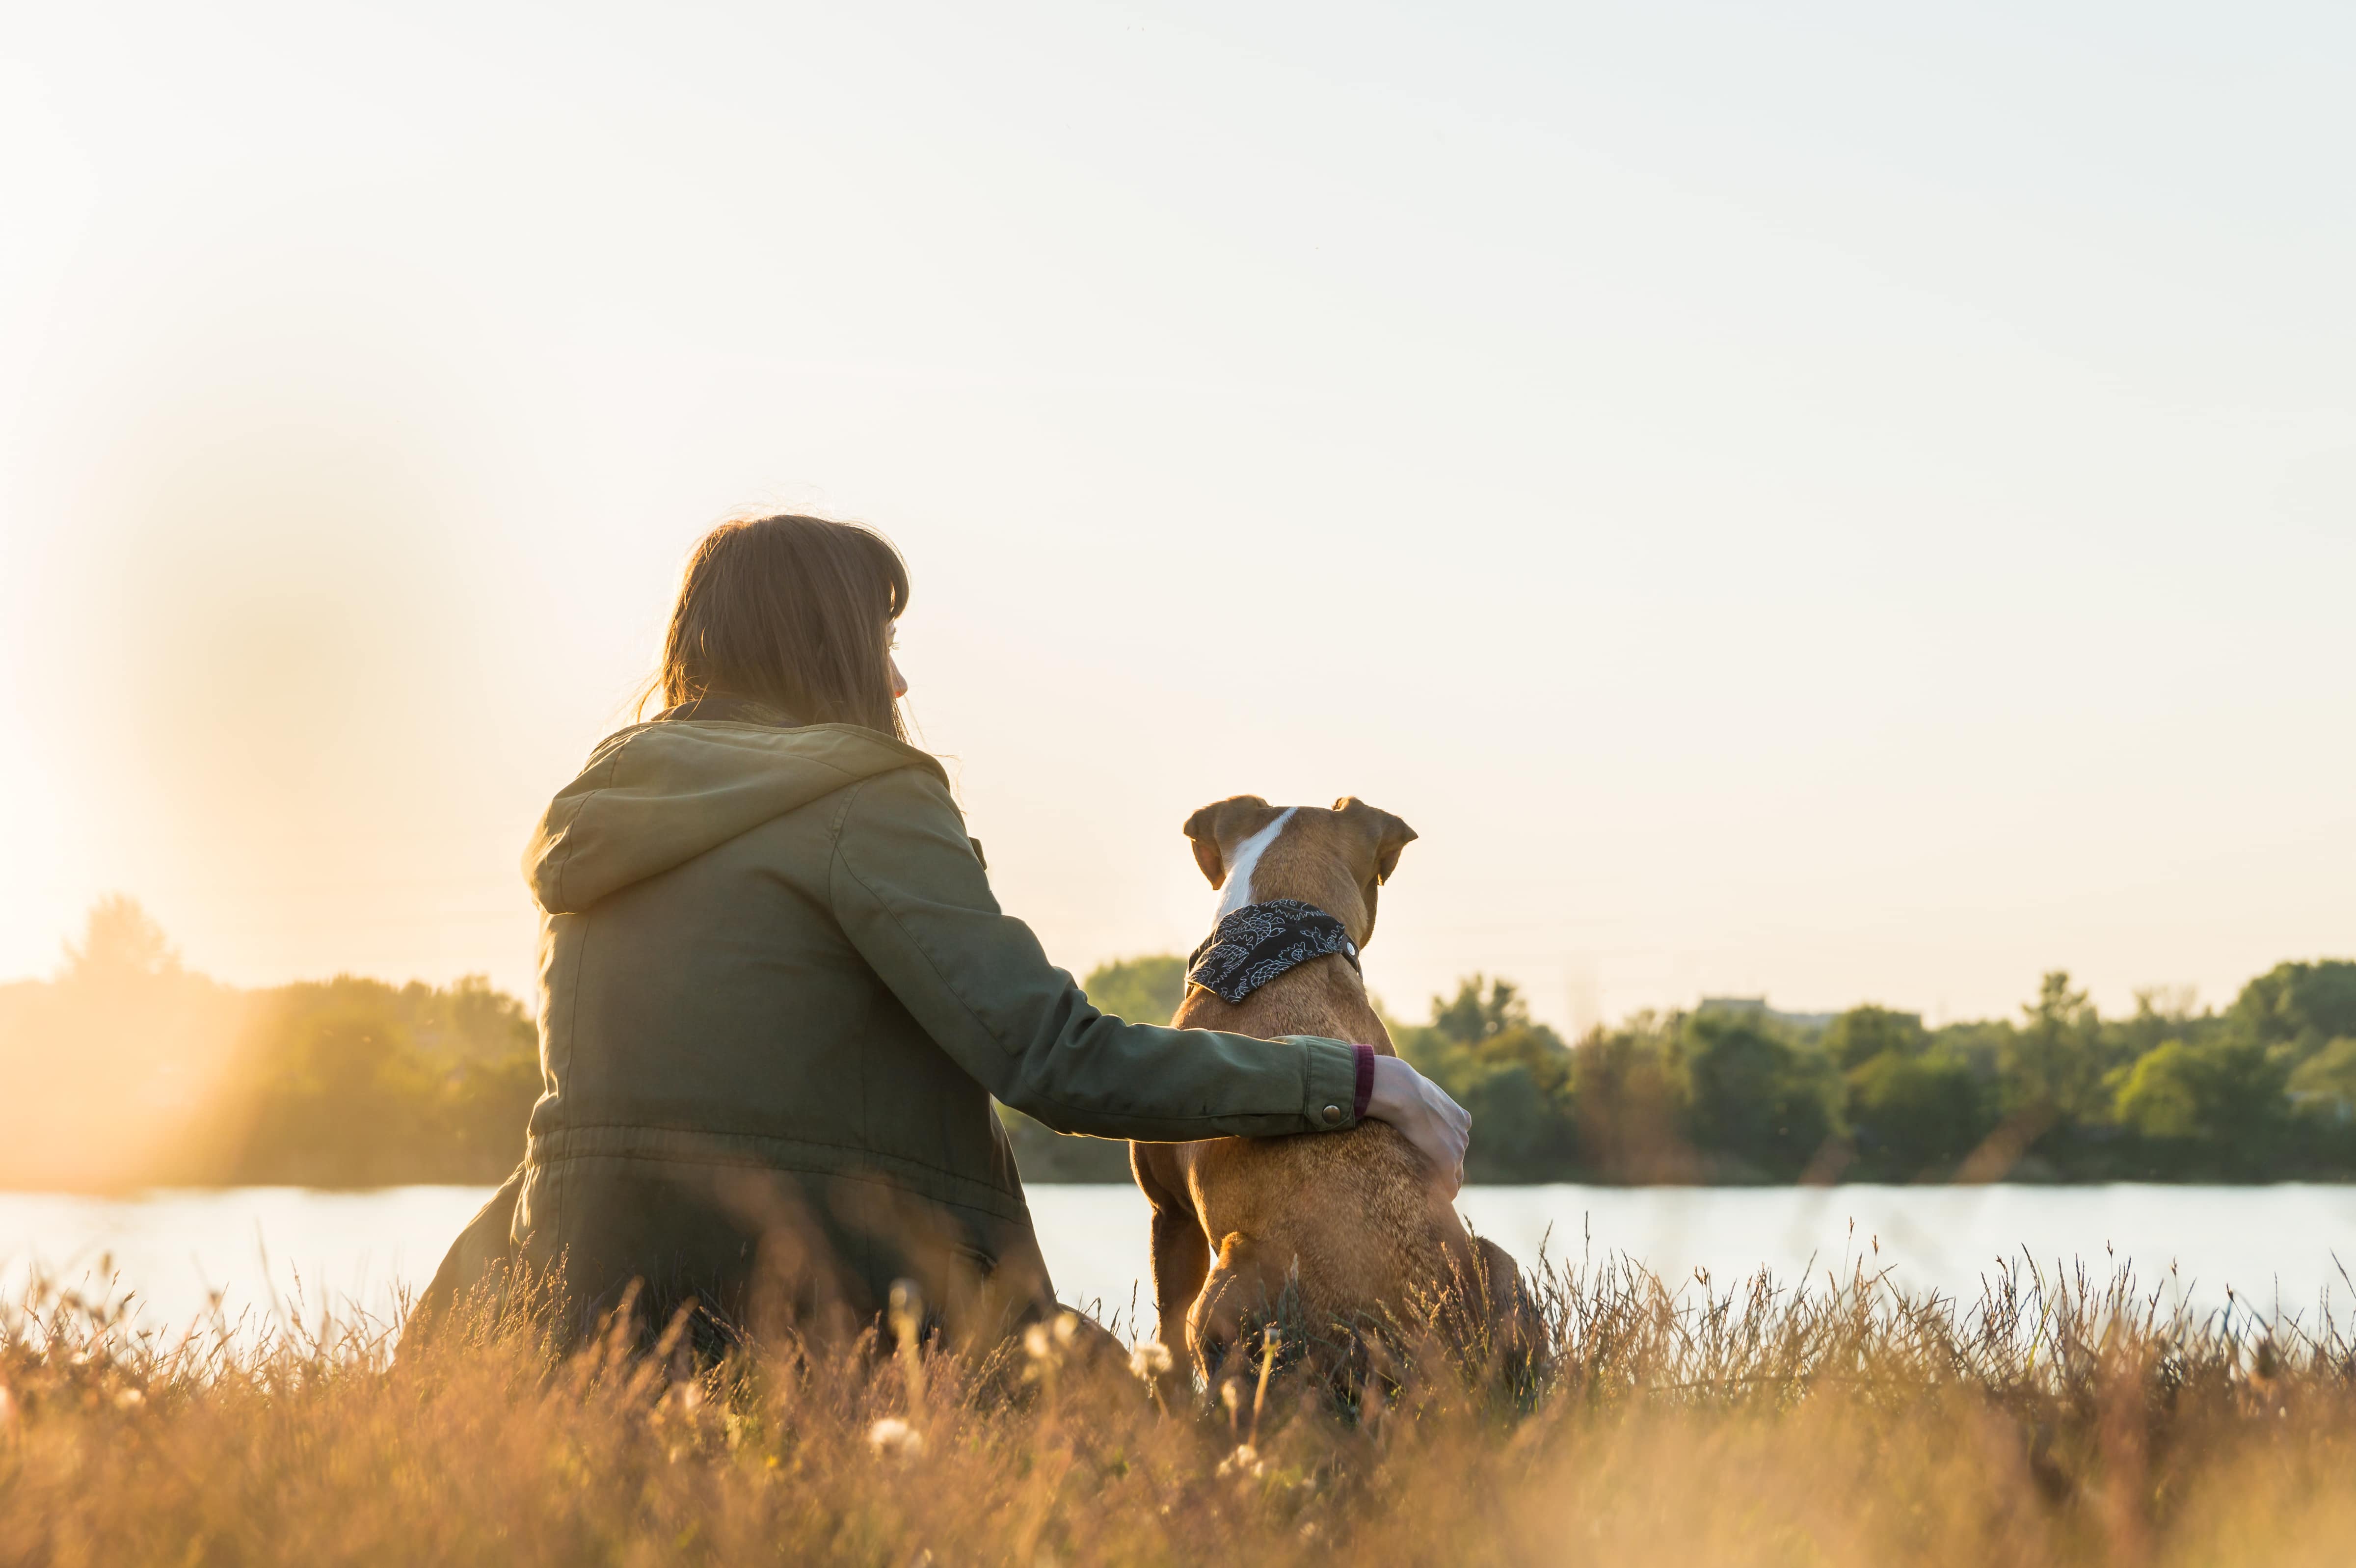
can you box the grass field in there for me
[3,1249,2353,1566]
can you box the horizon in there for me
[4,2,2352,1034]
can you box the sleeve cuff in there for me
[1293,1036,1364,1131]
[1353,1044,1376,1121]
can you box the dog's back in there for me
[1131,797,1530,1386]
[1170,970,1467,1346]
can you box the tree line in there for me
[1009,953,2356,1184]
[1401,962,2356,1183]
[4,899,2351,1187]
[0,898,537,1189]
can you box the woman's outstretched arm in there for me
[828,767,1449,1153]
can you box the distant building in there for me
[1695,996,1843,1034]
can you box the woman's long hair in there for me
[652,515,910,739]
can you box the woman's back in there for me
[516,701,1043,1339]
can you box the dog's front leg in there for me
[1132,1144,1210,1405]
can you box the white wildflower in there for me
[1128,1341,1174,1382]
[867,1417,925,1460]
[1216,1443,1265,1479]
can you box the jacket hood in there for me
[525,718,948,914]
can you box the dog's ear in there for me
[1333,797,1417,885]
[1181,795,1273,888]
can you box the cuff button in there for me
[1321,1103,1343,1124]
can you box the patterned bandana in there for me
[1185,899,1361,1005]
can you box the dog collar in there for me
[1184,899,1360,1005]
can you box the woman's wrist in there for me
[1360,1052,1471,1196]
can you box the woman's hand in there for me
[1363,1053,1471,1198]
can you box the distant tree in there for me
[235,1003,436,1185]
[1421,978,1570,1082]
[2191,1040,2293,1170]
[223,974,543,1185]
[2002,971,2105,1122]
[1684,1010,1835,1180]
[2112,1037,2291,1178]
[61,895,180,983]
[2232,961,2356,1056]
[1447,1065,1571,1181]
[3,897,245,1189]
[1823,1005,1928,1072]
[1432,976,1526,1048]
[2288,1037,2356,1125]
[1398,977,1579,1179]
[2116,986,2207,1061]
[2113,1042,2203,1140]
[1925,1016,2012,1083]
[1846,1050,1990,1178]
[1082,955,1187,1027]
[416,973,538,1063]
[1389,996,1457,1086]
[445,1050,541,1173]
[1566,1013,1697,1183]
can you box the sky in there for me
[2,0,2351,1033]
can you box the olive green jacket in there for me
[483,702,1362,1338]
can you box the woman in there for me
[421,514,1469,1347]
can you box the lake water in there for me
[6,1184,2353,1348]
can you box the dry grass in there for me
[4,1246,2355,1567]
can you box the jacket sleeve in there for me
[826,767,1365,1141]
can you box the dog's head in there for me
[1180,795,1417,946]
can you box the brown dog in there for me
[1129,796,1529,1394]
